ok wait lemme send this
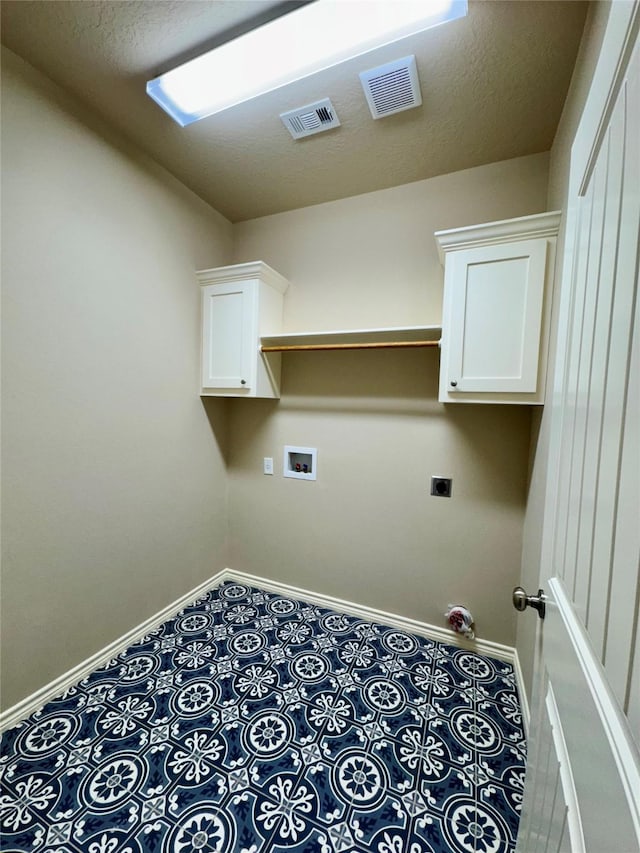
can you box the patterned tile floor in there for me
[0,581,526,852]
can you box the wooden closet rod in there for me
[261,340,441,353]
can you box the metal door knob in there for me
[450,380,458,387]
[512,586,546,619]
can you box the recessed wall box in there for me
[431,476,452,498]
[284,446,317,481]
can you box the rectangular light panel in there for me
[147,0,467,126]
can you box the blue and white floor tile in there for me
[0,581,526,852]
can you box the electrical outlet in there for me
[431,476,452,498]
[263,457,274,475]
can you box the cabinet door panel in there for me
[448,238,547,393]
[202,283,254,390]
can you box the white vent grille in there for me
[280,98,340,139]
[359,55,422,119]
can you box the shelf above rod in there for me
[261,340,441,353]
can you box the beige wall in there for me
[2,27,600,712]
[234,154,550,332]
[229,155,549,648]
[0,49,233,710]
[517,2,611,696]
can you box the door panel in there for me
[606,282,639,708]
[519,672,582,853]
[518,4,639,851]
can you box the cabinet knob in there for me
[450,380,458,387]
[240,379,246,385]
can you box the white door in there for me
[517,4,640,852]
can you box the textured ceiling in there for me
[1,0,588,223]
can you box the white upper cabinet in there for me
[435,211,561,404]
[197,261,289,398]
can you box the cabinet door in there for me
[201,282,255,391]
[446,238,547,394]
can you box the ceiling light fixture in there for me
[146,0,467,127]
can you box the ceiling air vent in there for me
[280,98,341,140]
[359,55,422,120]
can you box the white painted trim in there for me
[1,568,526,737]
[545,681,586,853]
[0,570,229,733]
[224,571,528,727]
[576,1,640,197]
[224,569,517,662]
[196,261,289,294]
[513,648,531,736]
[434,211,561,264]
[550,577,640,841]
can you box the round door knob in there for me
[240,380,246,385]
[512,586,546,619]
[450,380,458,387]
[512,587,528,611]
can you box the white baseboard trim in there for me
[226,570,528,728]
[512,648,531,735]
[225,569,518,661]
[1,568,528,735]
[0,570,229,733]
